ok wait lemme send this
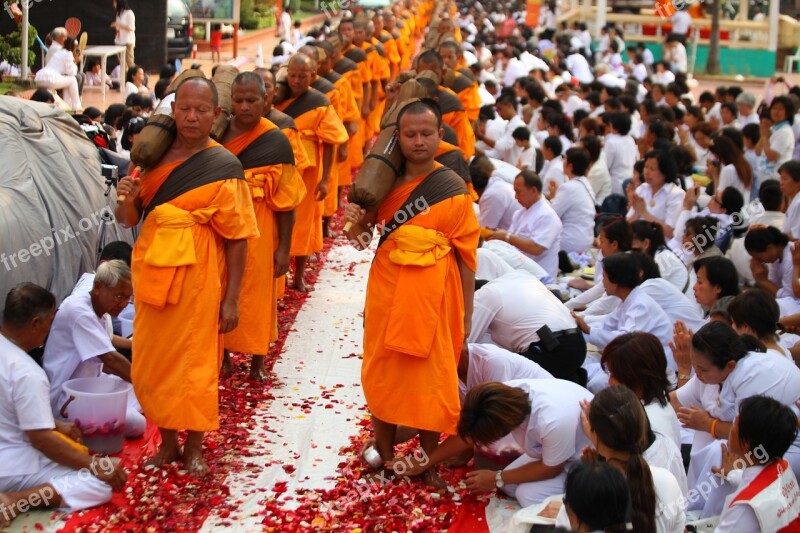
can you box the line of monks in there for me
[116,0,485,476]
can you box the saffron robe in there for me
[438,86,477,159]
[325,69,361,191]
[223,119,305,354]
[131,143,259,431]
[276,88,348,256]
[362,164,480,434]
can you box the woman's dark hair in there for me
[30,88,55,103]
[580,117,603,137]
[727,289,780,341]
[63,36,77,53]
[742,122,761,145]
[685,216,719,253]
[630,250,661,281]
[589,387,657,533]
[458,382,531,446]
[744,226,790,254]
[603,253,641,289]
[737,395,799,464]
[685,104,705,122]
[771,96,796,125]
[693,256,740,299]
[581,134,602,164]
[720,126,744,152]
[644,150,679,186]
[710,134,753,189]
[121,116,146,151]
[104,103,126,130]
[563,461,632,533]
[115,0,131,15]
[601,332,670,407]
[691,321,750,369]
[670,145,695,177]
[126,65,142,84]
[602,218,633,252]
[631,220,667,256]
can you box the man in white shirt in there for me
[565,49,593,85]
[44,27,67,65]
[0,283,126,526]
[663,34,688,73]
[735,92,760,128]
[43,261,145,439]
[458,343,552,402]
[471,155,522,230]
[540,136,566,193]
[279,6,293,41]
[470,271,585,380]
[509,126,537,170]
[603,112,638,195]
[478,93,524,162]
[486,171,563,282]
[549,147,596,254]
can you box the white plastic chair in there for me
[785,48,800,74]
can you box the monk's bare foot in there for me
[183,447,210,478]
[145,444,181,468]
[421,468,447,490]
[292,276,312,293]
[0,492,15,528]
[249,356,267,382]
[322,218,333,238]
[220,351,233,378]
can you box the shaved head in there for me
[175,77,219,107]
[233,71,266,96]
[288,53,313,70]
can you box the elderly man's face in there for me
[255,71,276,113]
[172,81,221,143]
[287,61,313,96]
[94,279,133,317]
[439,47,459,70]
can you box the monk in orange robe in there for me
[115,78,259,476]
[416,49,477,159]
[317,40,360,220]
[344,101,479,487]
[353,20,384,141]
[329,31,365,173]
[276,54,348,292]
[439,41,482,123]
[383,12,406,78]
[367,16,392,139]
[221,72,305,381]
[339,20,372,155]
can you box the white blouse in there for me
[628,182,686,231]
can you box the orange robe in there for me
[449,72,482,123]
[342,45,371,168]
[362,164,480,434]
[313,77,344,218]
[326,70,360,191]
[223,119,306,354]
[362,40,386,140]
[381,30,402,80]
[440,86,477,160]
[276,89,348,256]
[131,144,259,431]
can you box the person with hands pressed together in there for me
[626,150,686,240]
[115,77,259,477]
[0,284,127,528]
[344,101,479,489]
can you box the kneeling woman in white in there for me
[715,395,800,532]
[577,386,686,533]
[672,321,800,517]
[393,379,592,506]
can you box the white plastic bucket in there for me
[118,304,134,338]
[61,377,131,454]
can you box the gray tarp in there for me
[0,96,135,314]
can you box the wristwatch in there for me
[495,470,505,488]
[505,232,512,243]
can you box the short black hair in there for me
[693,256,740,299]
[602,253,641,289]
[771,96,796,125]
[511,126,530,141]
[543,135,563,157]
[691,320,750,369]
[99,241,133,266]
[630,250,661,280]
[416,49,444,70]
[779,160,800,183]
[581,134,602,163]
[742,123,761,145]
[565,146,591,176]
[496,92,517,107]
[159,63,177,80]
[644,149,679,185]
[759,180,783,211]
[719,186,744,215]
[737,395,799,463]
[605,111,632,135]
[563,462,631,532]
[2,282,56,328]
[517,170,543,192]
[727,289,779,340]
[30,88,55,103]
[744,226,790,254]
[720,101,738,117]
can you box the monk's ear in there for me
[213,106,222,119]
[438,127,444,139]
[170,100,175,114]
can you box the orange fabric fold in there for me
[132,157,259,432]
[362,165,480,435]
